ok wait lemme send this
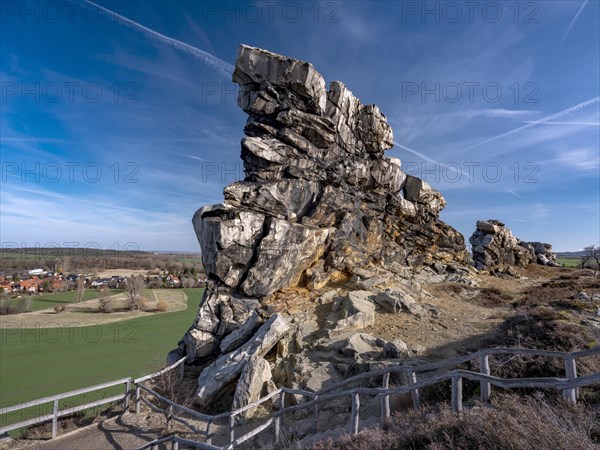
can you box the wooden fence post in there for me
[381,372,390,425]
[206,420,212,446]
[166,405,173,431]
[51,399,59,439]
[135,385,141,414]
[479,354,491,403]
[403,369,420,410]
[451,375,463,413]
[563,356,578,404]
[275,391,285,444]
[125,378,131,411]
[313,395,319,433]
[229,414,235,445]
[350,393,360,435]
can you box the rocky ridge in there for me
[469,219,559,270]
[169,45,474,411]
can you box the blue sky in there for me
[1,0,598,252]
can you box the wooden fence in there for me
[2,346,597,447]
[0,357,186,440]
[135,346,600,450]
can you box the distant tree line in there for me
[0,248,203,274]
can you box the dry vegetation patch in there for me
[307,394,599,450]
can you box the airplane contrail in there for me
[83,0,234,78]
[394,142,473,182]
[562,0,589,43]
[453,96,600,156]
[523,121,599,126]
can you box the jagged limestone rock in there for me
[171,45,473,406]
[231,355,275,420]
[470,219,559,270]
[196,314,290,406]
[383,338,411,359]
[327,291,376,332]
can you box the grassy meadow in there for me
[0,288,203,429]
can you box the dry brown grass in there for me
[156,299,168,312]
[429,282,515,307]
[308,394,599,450]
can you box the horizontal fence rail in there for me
[135,346,600,450]
[3,346,598,447]
[0,357,186,440]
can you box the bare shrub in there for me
[137,297,147,311]
[97,287,112,313]
[144,354,194,432]
[16,297,31,313]
[0,297,17,315]
[308,394,598,450]
[156,299,168,312]
[125,275,146,310]
[98,297,112,313]
[54,305,65,314]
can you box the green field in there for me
[7,289,124,312]
[557,258,582,268]
[177,257,202,264]
[0,288,203,417]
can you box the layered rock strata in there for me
[170,45,472,408]
[469,219,559,270]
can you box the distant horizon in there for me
[0,244,591,255]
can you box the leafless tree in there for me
[59,256,70,273]
[581,245,600,276]
[126,275,146,310]
[74,277,85,303]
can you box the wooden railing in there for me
[3,346,596,447]
[135,346,600,450]
[0,357,186,440]
[0,377,131,439]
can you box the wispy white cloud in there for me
[555,148,600,171]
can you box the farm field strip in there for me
[0,288,203,413]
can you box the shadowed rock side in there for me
[469,219,559,270]
[169,45,473,408]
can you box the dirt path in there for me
[9,415,163,450]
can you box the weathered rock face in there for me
[469,219,559,270]
[172,45,472,407]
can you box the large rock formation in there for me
[170,45,472,409]
[470,219,559,270]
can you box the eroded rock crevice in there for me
[170,45,475,410]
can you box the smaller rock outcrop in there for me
[470,220,559,270]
